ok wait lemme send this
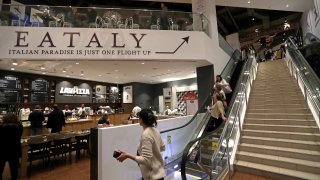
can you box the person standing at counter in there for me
[0,113,23,180]
[131,104,142,118]
[28,105,45,136]
[117,109,166,180]
[78,104,86,118]
[46,104,65,133]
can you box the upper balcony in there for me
[0,4,209,34]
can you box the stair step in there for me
[250,92,303,97]
[245,113,314,120]
[239,143,320,161]
[248,104,307,109]
[241,136,320,151]
[236,151,320,174]
[235,160,320,180]
[249,95,304,100]
[249,99,305,104]
[242,129,320,141]
[243,123,319,133]
[244,118,316,126]
[247,108,310,114]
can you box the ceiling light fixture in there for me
[12,59,18,66]
[247,1,251,4]
[80,70,84,76]
[141,62,145,65]
[286,4,289,8]
[42,72,46,74]
[98,75,102,77]
[62,68,66,73]
[76,62,79,65]
[40,65,45,70]
[10,67,15,71]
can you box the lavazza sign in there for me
[59,86,90,96]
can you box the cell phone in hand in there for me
[113,150,121,158]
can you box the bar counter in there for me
[22,113,131,137]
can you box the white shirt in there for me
[132,106,142,117]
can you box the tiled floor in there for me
[2,157,271,180]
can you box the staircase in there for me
[234,60,320,180]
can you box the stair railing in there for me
[285,37,320,130]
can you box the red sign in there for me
[182,92,197,101]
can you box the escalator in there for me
[297,33,320,78]
[161,49,248,180]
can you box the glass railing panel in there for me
[286,38,320,128]
[219,33,234,57]
[0,4,209,34]
[287,38,320,103]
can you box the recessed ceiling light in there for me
[98,75,102,77]
[252,17,255,21]
[10,68,15,71]
[248,1,251,4]
[42,72,46,74]
[141,62,145,65]
[76,62,79,65]
[40,65,45,70]
[62,69,66,73]
[286,4,289,8]
[80,70,84,76]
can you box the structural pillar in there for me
[192,0,219,41]
[196,65,214,113]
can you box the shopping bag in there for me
[223,84,232,94]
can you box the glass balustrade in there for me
[0,4,209,34]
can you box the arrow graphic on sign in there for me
[155,36,190,54]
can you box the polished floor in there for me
[2,157,271,180]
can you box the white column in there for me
[192,0,219,41]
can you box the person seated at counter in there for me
[98,114,110,127]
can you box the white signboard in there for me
[0,27,207,60]
[163,88,172,97]
[122,85,132,103]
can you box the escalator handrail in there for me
[287,37,320,98]
[180,53,252,180]
[287,37,320,115]
[160,49,241,134]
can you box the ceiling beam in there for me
[225,7,240,31]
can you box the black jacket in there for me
[28,109,45,128]
[0,123,23,159]
[46,108,66,133]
